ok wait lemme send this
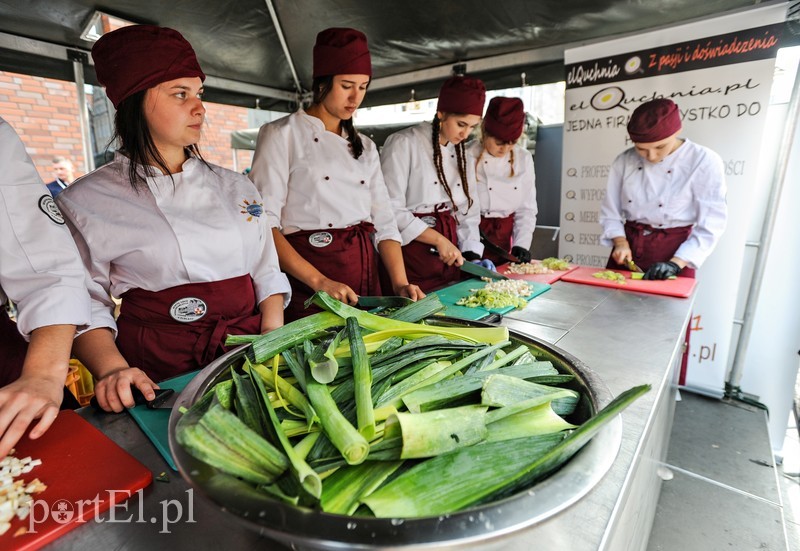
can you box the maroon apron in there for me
[284,222,380,322]
[606,221,695,278]
[395,209,460,293]
[479,214,515,265]
[0,309,27,388]
[606,221,696,384]
[116,274,261,382]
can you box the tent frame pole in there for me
[263,0,303,94]
[69,50,95,173]
[726,56,800,391]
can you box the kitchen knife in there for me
[459,259,509,280]
[479,230,519,263]
[143,388,177,409]
[427,247,509,280]
[626,259,644,273]
[89,387,177,410]
[356,296,414,308]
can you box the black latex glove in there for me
[643,261,681,280]
[511,246,531,263]
[462,250,480,262]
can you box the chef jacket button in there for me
[451,154,455,158]
[489,187,493,190]
[514,187,517,190]
[659,203,663,207]
[328,223,333,228]
[314,138,319,142]
[484,160,488,164]
[360,180,365,184]
[638,166,642,170]
[667,170,672,174]
[434,181,438,185]
[324,176,330,180]
[457,183,461,187]
[628,199,632,203]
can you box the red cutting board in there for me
[497,261,579,284]
[560,267,697,298]
[1,410,152,550]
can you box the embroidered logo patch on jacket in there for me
[239,199,263,222]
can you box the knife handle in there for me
[89,387,174,410]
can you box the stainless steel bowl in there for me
[168,317,622,550]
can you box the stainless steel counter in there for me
[53,280,692,550]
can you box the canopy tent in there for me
[1,0,798,112]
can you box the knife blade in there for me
[427,247,509,280]
[356,296,413,308]
[479,230,519,263]
[459,259,509,280]
[626,259,644,273]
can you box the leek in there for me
[226,311,344,363]
[320,461,403,515]
[383,405,488,458]
[375,340,511,407]
[308,328,345,384]
[363,384,650,517]
[481,373,579,416]
[247,361,317,425]
[347,317,375,440]
[306,377,370,465]
[309,291,508,344]
[386,294,445,322]
[250,365,322,499]
[401,362,560,413]
[485,403,576,442]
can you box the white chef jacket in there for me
[0,117,91,338]
[599,139,727,269]
[381,122,484,256]
[249,111,401,245]
[56,153,291,334]
[467,141,538,250]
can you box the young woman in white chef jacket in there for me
[600,98,727,280]
[0,117,92,456]
[249,27,423,321]
[380,76,487,292]
[467,97,537,265]
[56,25,290,412]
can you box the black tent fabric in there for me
[0,0,795,110]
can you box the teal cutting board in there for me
[127,370,199,471]
[432,279,550,321]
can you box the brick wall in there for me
[0,70,255,181]
[0,72,85,182]
[201,102,254,173]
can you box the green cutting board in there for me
[432,279,550,321]
[127,370,198,471]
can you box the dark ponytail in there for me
[312,76,365,160]
[431,114,474,215]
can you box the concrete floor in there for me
[647,391,796,551]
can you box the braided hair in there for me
[431,114,474,215]
[312,76,365,160]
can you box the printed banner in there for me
[559,5,785,394]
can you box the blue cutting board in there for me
[432,279,550,321]
[127,370,199,471]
